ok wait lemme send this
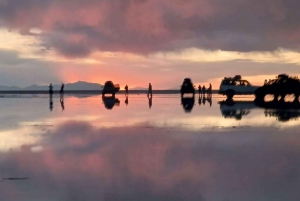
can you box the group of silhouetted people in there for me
[124,83,152,108]
[49,83,65,111]
[49,83,64,98]
[124,83,152,98]
[198,83,212,98]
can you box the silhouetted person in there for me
[49,96,53,111]
[208,83,212,97]
[60,97,65,111]
[264,79,267,85]
[198,85,202,95]
[125,85,128,95]
[148,83,152,98]
[125,96,128,105]
[148,95,152,108]
[202,85,206,97]
[60,83,64,98]
[49,83,53,97]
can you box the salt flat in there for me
[0,94,299,201]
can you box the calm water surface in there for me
[0,94,299,200]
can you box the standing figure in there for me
[148,83,152,98]
[202,85,206,97]
[49,83,53,97]
[208,83,212,97]
[125,85,129,95]
[264,79,267,85]
[60,83,64,98]
[198,85,202,95]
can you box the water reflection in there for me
[219,99,300,122]
[265,109,300,122]
[219,101,256,120]
[102,96,120,110]
[181,95,195,112]
[1,120,300,200]
[0,95,300,200]
[198,95,212,107]
[49,95,53,111]
[60,97,65,111]
[148,95,152,108]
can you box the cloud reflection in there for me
[0,120,300,200]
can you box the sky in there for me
[0,0,300,89]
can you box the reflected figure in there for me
[49,95,53,111]
[181,95,195,113]
[102,96,120,110]
[148,95,152,109]
[198,95,202,106]
[60,83,64,98]
[202,96,206,105]
[125,96,128,106]
[207,96,212,107]
[60,97,65,111]
[49,83,53,97]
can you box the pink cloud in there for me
[1,0,300,57]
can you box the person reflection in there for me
[207,96,212,107]
[49,95,53,111]
[125,96,128,106]
[202,96,206,105]
[60,97,65,111]
[148,95,152,109]
[198,95,202,106]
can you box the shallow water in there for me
[0,94,299,200]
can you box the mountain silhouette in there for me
[0,81,103,91]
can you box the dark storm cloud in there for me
[1,0,300,57]
[0,49,60,86]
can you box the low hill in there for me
[0,81,104,91]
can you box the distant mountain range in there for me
[0,81,104,91]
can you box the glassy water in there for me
[0,94,299,200]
